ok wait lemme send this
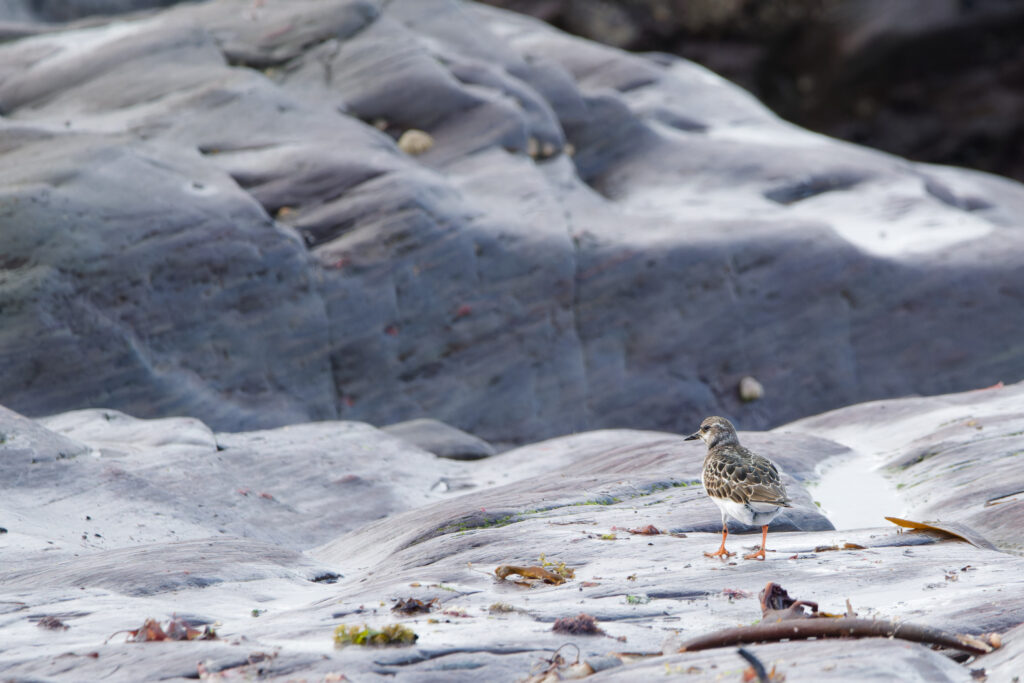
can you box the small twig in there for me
[736,648,768,683]
[679,617,993,655]
[550,642,580,665]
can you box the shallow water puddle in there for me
[810,452,906,530]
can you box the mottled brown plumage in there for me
[686,416,791,560]
[702,442,789,506]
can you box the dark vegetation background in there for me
[482,0,1024,184]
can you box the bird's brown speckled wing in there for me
[703,446,791,506]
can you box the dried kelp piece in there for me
[761,582,819,621]
[495,565,566,585]
[679,618,995,655]
[813,542,867,552]
[626,525,661,535]
[333,623,417,647]
[885,517,998,551]
[552,613,604,635]
[391,597,437,615]
[111,617,217,643]
[681,582,997,655]
[524,644,592,683]
[760,582,845,621]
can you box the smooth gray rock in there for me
[383,418,497,460]
[2,384,1024,681]
[1,0,1024,445]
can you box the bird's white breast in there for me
[709,496,782,527]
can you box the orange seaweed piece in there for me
[884,517,997,550]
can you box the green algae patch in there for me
[333,623,418,647]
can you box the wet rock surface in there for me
[786,380,1024,556]
[2,382,1023,680]
[1,0,1024,442]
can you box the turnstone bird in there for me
[685,416,791,560]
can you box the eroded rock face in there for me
[1,383,1023,680]
[1,0,1024,445]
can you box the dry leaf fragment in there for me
[627,525,661,535]
[495,565,565,585]
[114,617,217,643]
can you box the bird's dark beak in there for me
[684,431,700,441]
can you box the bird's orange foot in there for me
[704,547,736,559]
[743,548,767,561]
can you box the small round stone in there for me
[397,129,434,155]
[739,376,764,402]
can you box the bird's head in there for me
[684,416,739,449]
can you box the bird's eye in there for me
[700,425,708,432]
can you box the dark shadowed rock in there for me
[1,0,1024,446]
[383,418,497,460]
[0,1,188,23]
[482,0,1024,186]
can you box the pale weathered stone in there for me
[4,382,1024,680]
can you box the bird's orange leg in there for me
[704,523,735,559]
[744,525,769,560]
